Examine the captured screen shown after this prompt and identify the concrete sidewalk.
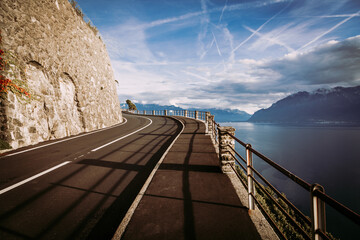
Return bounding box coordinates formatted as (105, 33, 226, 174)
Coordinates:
(121, 117, 262, 240)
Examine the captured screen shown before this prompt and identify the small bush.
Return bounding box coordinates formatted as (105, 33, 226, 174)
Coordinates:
(87, 20, 98, 35)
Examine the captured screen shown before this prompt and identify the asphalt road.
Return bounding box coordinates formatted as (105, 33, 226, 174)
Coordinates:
(0, 113, 182, 240)
(121, 117, 261, 240)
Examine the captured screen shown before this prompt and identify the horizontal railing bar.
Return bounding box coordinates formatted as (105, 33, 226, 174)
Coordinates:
(249, 165, 312, 225)
(224, 131, 247, 147)
(222, 129, 311, 192)
(234, 158, 247, 173)
(250, 192, 288, 240)
(227, 144, 247, 164)
(228, 148, 311, 239)
(228, 151, 247, 172)
(229, 163, 248, 190)
(130, 108, 360, 236)
(250, 175, 312, 240)
(316, 229, 331, 240)
(250, 148, 311, 192)
(313, 189, 360, 226)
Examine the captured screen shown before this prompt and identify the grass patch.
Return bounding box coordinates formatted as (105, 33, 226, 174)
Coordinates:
(235, 165, 338, 240)
(0, 139, 11, 150)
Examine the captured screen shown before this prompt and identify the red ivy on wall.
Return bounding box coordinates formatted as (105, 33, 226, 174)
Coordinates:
(0, 30, 31, 99)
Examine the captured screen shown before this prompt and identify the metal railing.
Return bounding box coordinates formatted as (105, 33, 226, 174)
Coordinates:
(125, 109, 208, 122)
(123, 108, 360, 240)
(222, 131, 360, 240)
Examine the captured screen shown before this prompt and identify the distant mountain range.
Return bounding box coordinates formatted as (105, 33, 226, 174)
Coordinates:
(249, 86, 360, 124)
(120, 103, 251, 122)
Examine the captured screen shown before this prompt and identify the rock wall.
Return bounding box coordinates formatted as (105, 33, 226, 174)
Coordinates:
(0, 0, 122, 149)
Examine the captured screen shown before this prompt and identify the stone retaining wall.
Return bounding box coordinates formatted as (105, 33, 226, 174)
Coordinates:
(0, 0, 122, 149)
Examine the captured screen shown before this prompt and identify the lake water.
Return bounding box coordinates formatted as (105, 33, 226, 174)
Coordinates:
(220, 122, 360, 239)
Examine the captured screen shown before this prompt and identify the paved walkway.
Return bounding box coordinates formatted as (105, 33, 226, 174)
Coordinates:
(122, 117, 261, 240)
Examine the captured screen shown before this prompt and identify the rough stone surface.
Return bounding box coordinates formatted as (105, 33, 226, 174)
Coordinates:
(219, 126, 236, 172)
(0, 0, 122, 149)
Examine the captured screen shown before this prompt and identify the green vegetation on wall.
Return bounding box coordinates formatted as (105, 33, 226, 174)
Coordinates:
(69, 0, 98, 35)
(0, 139, 11, 150)
(0, 30, 31, 101)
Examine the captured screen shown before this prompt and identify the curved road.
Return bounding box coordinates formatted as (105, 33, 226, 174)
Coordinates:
(0, 113, 182, 239)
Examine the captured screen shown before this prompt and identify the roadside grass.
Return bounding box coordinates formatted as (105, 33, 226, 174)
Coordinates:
(235, 165, 338, 240)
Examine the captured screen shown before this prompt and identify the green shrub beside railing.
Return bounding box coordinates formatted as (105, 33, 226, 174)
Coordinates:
(234, 165, 338, 240)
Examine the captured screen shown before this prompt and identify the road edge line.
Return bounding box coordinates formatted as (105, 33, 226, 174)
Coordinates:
(1, 118, 128, 158)
(112, 116, 185, 240)
(91, 117, 152, 152)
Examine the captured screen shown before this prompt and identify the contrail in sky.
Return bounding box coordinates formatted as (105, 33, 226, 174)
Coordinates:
(298, 10, 360, 51)
(212, 31, 222, 57)
(244, 25, 295, 52)
(232, 1, 291, 53)
(219, 0, 228, 23)
(143, 0, 287, 29)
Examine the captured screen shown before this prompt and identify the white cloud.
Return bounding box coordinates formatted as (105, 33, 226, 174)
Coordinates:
(99, 0, 359, 115)
(102, 19, 154, 62)
(263, 35, 360, 85)
(191, 36, 360, 113)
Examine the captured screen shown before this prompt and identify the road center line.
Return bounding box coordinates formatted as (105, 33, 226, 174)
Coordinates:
(0, 116, 152, 195)
(1, 118, 128, 158)
(0, 161, 71, 195)
(91, 117, 153, 152)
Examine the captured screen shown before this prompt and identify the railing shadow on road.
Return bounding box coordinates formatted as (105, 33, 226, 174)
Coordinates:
(127, 108, 360, 240)
(84, 116, 184, 240)
(0, 115, 183, 240)
(181, 119, 200, 240)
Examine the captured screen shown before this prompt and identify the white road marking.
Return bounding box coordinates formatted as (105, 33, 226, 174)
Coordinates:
(91, 117, 153, 152)
(1, 118, 128, 158)
(0, 161, 71, 195)
(0, 115, 152, 195)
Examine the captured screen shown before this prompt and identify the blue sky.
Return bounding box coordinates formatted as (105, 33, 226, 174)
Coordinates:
(76, 0, 360, 114)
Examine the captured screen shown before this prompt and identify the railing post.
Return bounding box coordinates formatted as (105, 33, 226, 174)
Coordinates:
(207, 115, 214, 136)
(152, 110, 155, 115)
(246, 144, 255, 211)
(205, 112, 210, 133)
(311, 184, 326, 240)
(218, 127, 236, 173)
(184, 110, 188, 118)
(195, 111, 199, 120)
(164, 110, 168, 116)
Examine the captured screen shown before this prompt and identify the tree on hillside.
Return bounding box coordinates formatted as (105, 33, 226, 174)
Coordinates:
(126, 99, 137, 110)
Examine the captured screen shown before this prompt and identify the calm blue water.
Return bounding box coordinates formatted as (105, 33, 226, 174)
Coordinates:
(220, 122, 360, 239)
